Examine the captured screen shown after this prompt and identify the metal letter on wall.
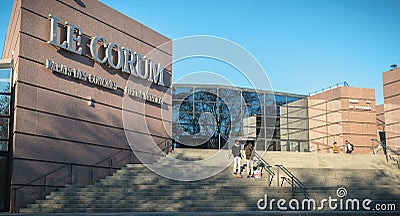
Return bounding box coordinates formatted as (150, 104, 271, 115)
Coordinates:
(106, 42, 123, 70)
(48, 14, 67, 49)
(90, 36, 108, 64)
(122, 47, 137, 76)
(65, 22, 83, 55)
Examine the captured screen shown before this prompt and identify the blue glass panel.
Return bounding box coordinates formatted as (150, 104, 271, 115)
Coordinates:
(219, 88, 241, 104)
(275, 95, 287, 106)
(0, 95, 10, 116)
(287, 96, 301, 103)
(0, 69, 11, 93)
(193, 90, 218, 102)
(173, 87, 193, 100)
(242, 91, 262, 105)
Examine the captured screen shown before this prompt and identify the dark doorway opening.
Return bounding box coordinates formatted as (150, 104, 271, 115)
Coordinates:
(0, 154, 9, 211)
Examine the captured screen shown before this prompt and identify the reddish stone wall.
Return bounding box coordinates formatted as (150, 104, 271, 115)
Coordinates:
(383, 68, 400, 149)
(308, 87, 377, 154)
(3, 0, 172, 211)
(376, 104, 385, 133)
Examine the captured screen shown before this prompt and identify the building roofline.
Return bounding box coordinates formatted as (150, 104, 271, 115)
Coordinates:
(172, 83, 308, 98)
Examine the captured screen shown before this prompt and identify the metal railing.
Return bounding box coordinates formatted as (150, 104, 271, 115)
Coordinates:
(308, 81, 349, 96)
(386, 145, 400, 169)
(227, 139, 276, 186)
(376, 119, 385, 131)
(12, 137, 172, 212)
(275, 164, 308, 199)
(371, 139, 400, 169)
(371, 138, 388, 162)
(370, 139, 381, 155)
(253, 152, 275, 186)
(12, 148, 128, 213)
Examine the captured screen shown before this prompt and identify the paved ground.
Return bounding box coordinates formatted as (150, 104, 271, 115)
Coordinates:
(2, 211, 400, 216)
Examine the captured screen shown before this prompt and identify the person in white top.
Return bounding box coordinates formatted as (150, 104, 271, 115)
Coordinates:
(231, 140, 242, 175)
(345, 140, 354, 154)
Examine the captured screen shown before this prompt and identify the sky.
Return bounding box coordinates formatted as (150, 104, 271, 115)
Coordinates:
(1, 0, 400, 104)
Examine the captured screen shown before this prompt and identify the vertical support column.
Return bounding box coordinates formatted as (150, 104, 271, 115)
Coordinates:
(371, 140, 375, 154)
(286, 96, 289, 151)
(325, 100, 328, 152)
(291, 176, 295, 199)
(276, 166, 280, 187)
(263, 93, 267, 151)
(69, 164, 73, 184)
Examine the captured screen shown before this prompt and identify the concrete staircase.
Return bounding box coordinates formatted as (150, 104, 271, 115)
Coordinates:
(19, 149, 400, 213)
(264, 151, 400, 208)
(19, 167, 294, 212)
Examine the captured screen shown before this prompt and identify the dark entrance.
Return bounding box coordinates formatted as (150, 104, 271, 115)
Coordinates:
(0, 154, 9, 211)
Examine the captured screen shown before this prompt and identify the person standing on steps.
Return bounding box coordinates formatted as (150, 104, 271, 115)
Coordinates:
(164, 139, 171, 156)
(345, 140, 354, 154)
(231, 139, 242, 175)
(245, 142, 255, 178)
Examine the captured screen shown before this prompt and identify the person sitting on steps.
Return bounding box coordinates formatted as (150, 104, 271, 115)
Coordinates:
(333, 141, 339, 153)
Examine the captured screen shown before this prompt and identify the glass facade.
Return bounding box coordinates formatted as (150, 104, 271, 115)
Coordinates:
(0, 66, 12, 212)
(0, 68, 11, 152)
(172, 84, 309, 151)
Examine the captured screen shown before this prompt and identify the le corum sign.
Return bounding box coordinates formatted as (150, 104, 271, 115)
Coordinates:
(45, 14, 164, 104)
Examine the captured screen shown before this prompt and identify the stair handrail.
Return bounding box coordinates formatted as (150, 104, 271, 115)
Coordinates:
(387, 145, 400, 155)
(371, 138, 390, 164)
(14, 137, 172, 190)
(12, 148, 126, 213)
(13, 147, 127, 192)
(12, 137, 172, 212)
(386, 146, 400, 166)
(382, 141, 400, 169)
(275, 164, 308, 199)
(253, 152, 275, 186)
(376, 118, 385, 129)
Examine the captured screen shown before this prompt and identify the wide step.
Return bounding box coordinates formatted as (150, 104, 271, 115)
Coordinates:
(19, 148, 400, 213)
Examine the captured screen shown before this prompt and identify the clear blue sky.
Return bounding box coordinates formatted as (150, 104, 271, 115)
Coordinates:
(1, 0, 400, 104)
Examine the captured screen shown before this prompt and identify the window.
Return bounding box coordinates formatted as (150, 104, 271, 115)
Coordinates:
(172, 87, 193, 100)
(171, 85, 309, 151)
(0, 69, 11, 93)
(0, 67, 11, 153)
(275, 95, 287, 106)
(219, 88, 241, 104)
